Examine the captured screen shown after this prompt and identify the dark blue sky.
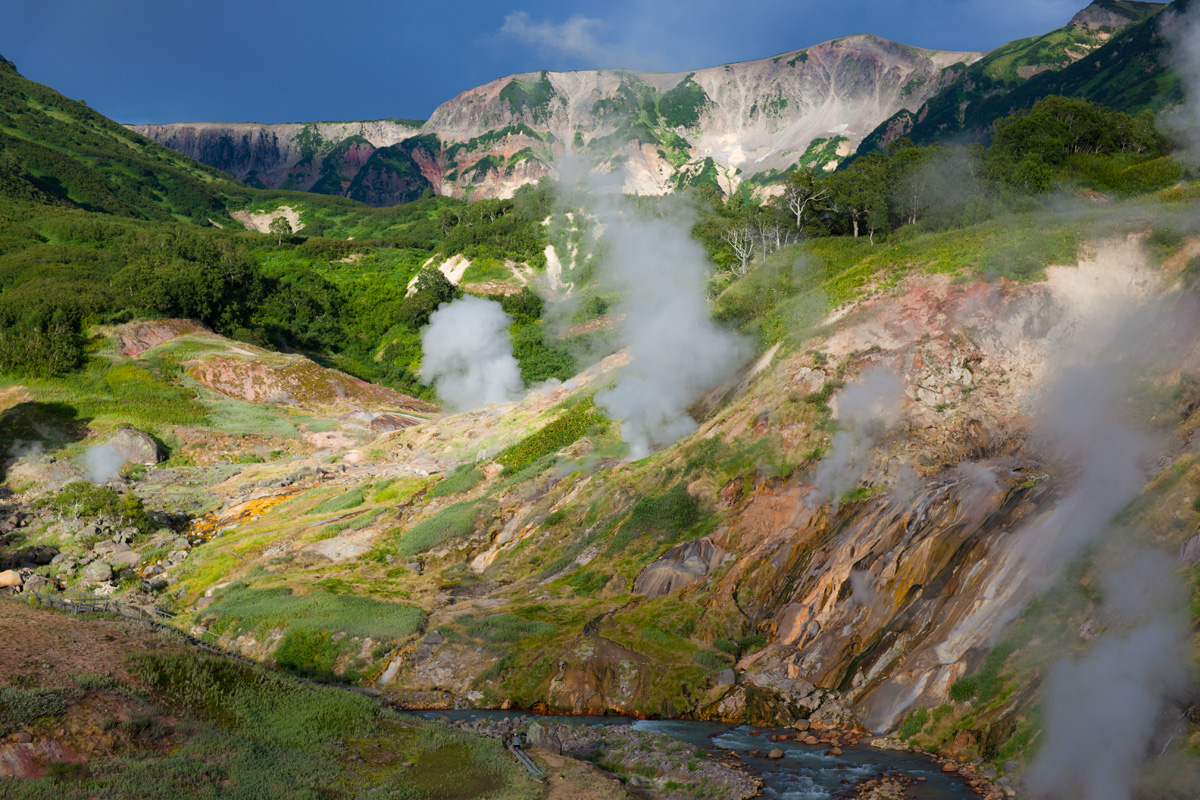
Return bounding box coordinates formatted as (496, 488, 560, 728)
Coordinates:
(1, 0, 1090, 125)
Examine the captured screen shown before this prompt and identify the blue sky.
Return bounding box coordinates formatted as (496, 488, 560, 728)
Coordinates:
(1, 0, 1089, 124)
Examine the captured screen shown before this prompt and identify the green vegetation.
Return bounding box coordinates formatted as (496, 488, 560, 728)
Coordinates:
(659, 75, 710, 129)
(495, 398, 607, 472)
(430, 464, 484, 497)
(39, 481, 152, 533)
(204, 583, 425, 641)
(394, 500, 490, 556)
(499, 72, 556, 121)
(309, 487, 366, 515)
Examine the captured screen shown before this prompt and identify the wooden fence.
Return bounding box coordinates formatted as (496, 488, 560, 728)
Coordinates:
(22, 589, 260, 661)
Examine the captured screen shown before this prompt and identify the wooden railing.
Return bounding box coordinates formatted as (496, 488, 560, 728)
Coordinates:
(21, 589, 261, 661)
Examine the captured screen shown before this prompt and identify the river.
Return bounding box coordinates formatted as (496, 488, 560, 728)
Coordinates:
(419, 711, 979, 799)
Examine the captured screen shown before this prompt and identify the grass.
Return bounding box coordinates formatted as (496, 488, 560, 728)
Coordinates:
(430, 464, 484, 497)
(495, 398, 607, 473)
(204, 583, 425, 641)
(320, 507, 388, 535)
(309, 487, 366, 515)
(394, 500, 490, 557)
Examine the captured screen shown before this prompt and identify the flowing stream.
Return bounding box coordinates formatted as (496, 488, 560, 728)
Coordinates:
(419, 711, 978, 799)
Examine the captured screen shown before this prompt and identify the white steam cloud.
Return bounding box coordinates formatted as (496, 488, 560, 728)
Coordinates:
(419, 296, 523, 412)
(590, 199, 749, 460)
(810, 368, 904, 506)
(1028, 549, 1189, 800)
(83, 443, 125, 484)
(1165, 1, 1200, 167)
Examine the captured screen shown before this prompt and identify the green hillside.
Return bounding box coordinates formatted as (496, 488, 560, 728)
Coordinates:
(859, 0, 1175, 152)
(0, 55, 247, 222)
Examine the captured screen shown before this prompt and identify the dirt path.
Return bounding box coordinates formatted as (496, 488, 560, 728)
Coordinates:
(537, 752, 630, 800)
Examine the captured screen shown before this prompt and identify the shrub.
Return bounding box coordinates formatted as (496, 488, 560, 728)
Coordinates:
(495, 399, 606, 472)
(899, 707, 930, 740)
(42, 481, 152, 532)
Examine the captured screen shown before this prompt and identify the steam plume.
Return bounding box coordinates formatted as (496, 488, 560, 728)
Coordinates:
(1028, 549, 1189, 800)
(1165, 0, 1200, 167)
(590, 198, 749, 460)
(83, 443, 125, 484)
(420, 296, 523, 412)
(810, 368, 904, 506)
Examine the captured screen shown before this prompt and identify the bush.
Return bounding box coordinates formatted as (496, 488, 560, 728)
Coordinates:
(899, 707, 930, 740)
(42, 481, 152, 532)
(495, 399, 606, 472)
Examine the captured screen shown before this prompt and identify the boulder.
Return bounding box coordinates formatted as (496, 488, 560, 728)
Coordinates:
(525, 720, 563, 754)
(110, 551, 142, 570)
(22, 574, 56, 594)
(716, 668, 737, 687)
(633, 537, 727, 598)
(767, 749, 784, 759)
(108, 427, 164, 465)
(0, 569, 22, 589)
(81, 561, 113, 582)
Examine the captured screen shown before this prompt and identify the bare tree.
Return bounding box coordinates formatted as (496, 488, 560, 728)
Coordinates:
(782, 167, 832, 230)
(721, 224, 755, 276)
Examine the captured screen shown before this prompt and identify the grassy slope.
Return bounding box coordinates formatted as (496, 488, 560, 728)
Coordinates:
(0, 601, 540, 800)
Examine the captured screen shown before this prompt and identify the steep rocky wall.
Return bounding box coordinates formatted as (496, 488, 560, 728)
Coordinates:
(130, 34, 980, 202)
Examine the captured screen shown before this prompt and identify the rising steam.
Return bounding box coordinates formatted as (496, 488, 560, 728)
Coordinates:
(809, 368, 904, 506)
(83, 443, 125, 484)
(1165, 0, 1200, 167)
(590, 198, 749, 460)
(1028, 549, 1189, 800)
(420, 296, 523, 412)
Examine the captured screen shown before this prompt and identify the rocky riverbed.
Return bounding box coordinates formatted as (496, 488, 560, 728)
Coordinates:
(452, 714, 761, 800)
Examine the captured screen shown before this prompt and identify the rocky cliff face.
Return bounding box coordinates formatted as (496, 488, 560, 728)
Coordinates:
(126, 120, 423, 194)
(130, 34, 980, 203)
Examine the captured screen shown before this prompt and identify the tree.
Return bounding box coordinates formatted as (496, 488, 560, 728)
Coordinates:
(721, 224, 756, 276)
(269, 215, 292, 246)
(781, 166, 832, 231)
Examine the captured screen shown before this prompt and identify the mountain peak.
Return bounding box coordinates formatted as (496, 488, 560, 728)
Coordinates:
(0, 54, 17, 75)
(1069, 0, 1166, 30)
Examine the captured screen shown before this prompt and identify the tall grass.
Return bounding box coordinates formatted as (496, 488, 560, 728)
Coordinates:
(205, 584, 424, 640)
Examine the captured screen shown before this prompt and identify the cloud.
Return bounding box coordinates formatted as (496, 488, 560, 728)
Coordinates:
(498, 10, 656, 69)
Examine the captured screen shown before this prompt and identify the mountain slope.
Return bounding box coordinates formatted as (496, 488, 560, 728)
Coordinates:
(0, 56, 244, 222)
(858, 0, 1174, 151)
(133, 34, 982, 202)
